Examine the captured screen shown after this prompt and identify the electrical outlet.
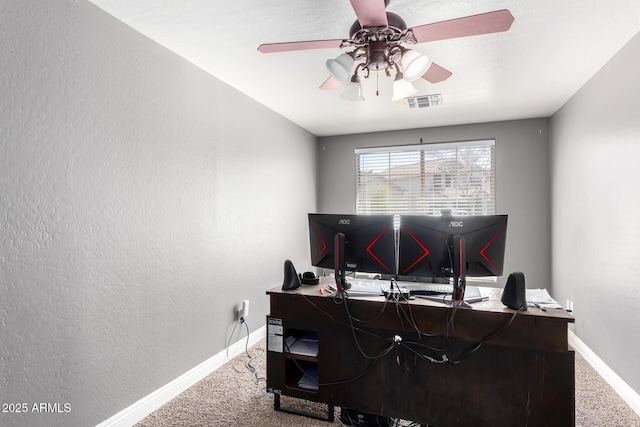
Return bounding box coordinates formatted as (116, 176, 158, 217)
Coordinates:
(236, 300, 250, 322)
(566, 299, 574, 313)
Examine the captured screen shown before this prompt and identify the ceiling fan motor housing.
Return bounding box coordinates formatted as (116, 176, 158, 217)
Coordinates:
(368, 41, 388, 71)
(349, 12, 410, 72)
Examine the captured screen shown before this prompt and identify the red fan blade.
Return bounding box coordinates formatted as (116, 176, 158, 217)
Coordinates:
(411, 9, 514, 44)
(349, 0, 388, 27)
(319, 76, 342, 90)
(258, 39, 343, 54)
(421, 63, 452, 84)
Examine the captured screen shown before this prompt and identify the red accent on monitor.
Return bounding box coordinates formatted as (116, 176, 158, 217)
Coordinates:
(313, 229, 327, 263)
(402, 229, 431, 273)
(479, 230, 502, 272)
(365, 228, 392, 272)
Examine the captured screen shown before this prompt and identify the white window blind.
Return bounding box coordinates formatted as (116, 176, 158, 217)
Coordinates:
(355, 140, 496, 216)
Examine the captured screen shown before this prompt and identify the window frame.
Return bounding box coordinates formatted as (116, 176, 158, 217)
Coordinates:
(354, 139, 496, 217)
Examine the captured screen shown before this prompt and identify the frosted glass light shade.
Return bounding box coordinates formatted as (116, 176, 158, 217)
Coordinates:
(401, 50, 432, 82)
(326, 53, 355, 85)
(340, 76, 365, 101)
(392, 78, 418, 101)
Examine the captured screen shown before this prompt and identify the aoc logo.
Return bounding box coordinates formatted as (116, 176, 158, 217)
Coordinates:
(338, 219, 351, 225)
(448, 221, 464, 228)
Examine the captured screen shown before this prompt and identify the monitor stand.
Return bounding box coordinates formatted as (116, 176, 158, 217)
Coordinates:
(334, 233, 350, 294)
(451, 234, 467, 305)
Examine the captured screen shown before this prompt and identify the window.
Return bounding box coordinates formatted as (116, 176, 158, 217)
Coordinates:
(355, 140, 495, 216)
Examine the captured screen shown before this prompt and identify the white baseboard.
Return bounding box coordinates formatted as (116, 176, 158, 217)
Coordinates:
(569, 329, 640, 416)
(96, 324, 266, 427)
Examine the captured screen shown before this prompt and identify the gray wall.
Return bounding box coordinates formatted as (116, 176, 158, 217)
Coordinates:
(550, 31, 640, 394)
(317, 119, 551, 289)
(0, 1, 316, 426)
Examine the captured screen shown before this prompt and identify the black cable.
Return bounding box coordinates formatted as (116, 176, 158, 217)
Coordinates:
(392, 293, 407, 332)
(296, 291, 390, 342)
(226, 317, 268, 398)
(388, 277, 457, 342)
(383, 279, 444, 341)
(342, 296, 398, 360)
(296, 286, 454, 366)
(397, 303, 522, 366)
(283, 334, 384, 387)
(343, 285, 450, 372)
(225, 320, 240, 362)
(346, 290, 391, 324)
(293, 282, 520, 380)
(399, 307, 523, 366)
(408, 295, 454, 338)
(388, 291, 455, 372)
(286, 290, 398, 388)
(399, 341, 450, 364)
(400, 335, 453, 354)
(447, 307, 523, 364)
(242, 320, 266, 383)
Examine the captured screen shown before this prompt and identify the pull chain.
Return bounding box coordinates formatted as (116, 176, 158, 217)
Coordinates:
(376, 70, 379, 96)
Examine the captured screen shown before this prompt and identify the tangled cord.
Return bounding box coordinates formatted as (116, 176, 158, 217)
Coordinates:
(226, 318, 267, 398)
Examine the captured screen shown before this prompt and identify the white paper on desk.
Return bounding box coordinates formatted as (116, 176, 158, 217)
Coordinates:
(526, 288, 562, 309)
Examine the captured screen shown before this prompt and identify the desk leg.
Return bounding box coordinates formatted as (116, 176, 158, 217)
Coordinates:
(273, 393, 335, 422)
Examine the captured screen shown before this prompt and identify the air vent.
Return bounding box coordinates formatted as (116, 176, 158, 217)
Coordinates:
(406, 94, 442, 109)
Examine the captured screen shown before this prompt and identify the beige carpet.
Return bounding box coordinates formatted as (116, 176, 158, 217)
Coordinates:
(136, 338, 640, 427)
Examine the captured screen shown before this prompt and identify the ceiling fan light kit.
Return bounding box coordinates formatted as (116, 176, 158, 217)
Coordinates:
(325, 52, 356, 85)
(258, 1, 514, 102)
(341, 74, 365, 102)
(392, 71, 418, 102)
(401, 50, 432, 82)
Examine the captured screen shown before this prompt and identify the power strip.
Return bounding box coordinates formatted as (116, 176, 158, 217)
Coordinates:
(383, 288, 410, 300)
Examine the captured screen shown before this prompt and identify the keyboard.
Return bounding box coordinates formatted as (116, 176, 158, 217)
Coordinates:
(408, 287, 453, 296)
(398, 281, 453, 295)
(344, 278, 454, 294)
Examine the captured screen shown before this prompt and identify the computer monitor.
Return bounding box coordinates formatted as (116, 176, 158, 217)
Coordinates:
(308, 214, 396, 291)
(398, 214, 508, 303)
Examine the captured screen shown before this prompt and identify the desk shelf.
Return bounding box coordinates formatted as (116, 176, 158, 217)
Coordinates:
(267, 320, 333, 421)
(282, 328, 320, 392)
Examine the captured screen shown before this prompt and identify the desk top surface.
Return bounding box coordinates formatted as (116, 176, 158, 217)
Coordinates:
(267, 278, 574, 322)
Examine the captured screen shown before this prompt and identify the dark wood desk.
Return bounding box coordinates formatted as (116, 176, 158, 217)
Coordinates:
(266, 281, 575, 426)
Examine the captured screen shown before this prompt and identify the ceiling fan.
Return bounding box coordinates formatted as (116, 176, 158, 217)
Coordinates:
(258, 0, 514, 101)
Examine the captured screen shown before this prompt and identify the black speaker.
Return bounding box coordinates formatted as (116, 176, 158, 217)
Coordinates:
(282, 260, 301, 290)
(501, 272, 527, 310)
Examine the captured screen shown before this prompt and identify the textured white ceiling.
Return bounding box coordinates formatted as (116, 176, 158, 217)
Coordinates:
(87, 0, 640, 137)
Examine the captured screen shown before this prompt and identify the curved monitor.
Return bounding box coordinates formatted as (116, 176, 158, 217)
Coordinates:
(308, 213, 396, 276)
(398, 214, 508, 279)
